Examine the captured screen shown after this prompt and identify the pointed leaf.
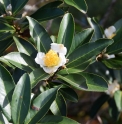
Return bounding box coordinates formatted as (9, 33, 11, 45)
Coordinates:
(67, 39, 113, 68)
(114, 90, 122, 111)
(57, 72, 108, 91)
(57, 13, 74, 54)
(114, 18, 122, 30)
(29, 68, 50, 88)
(68, 28, 94, 55)
(50, 93, 66, 116)
(0, 38, 13, 55)
(11, 74, 31, 124)
(27, 16, 52, 52)
(0, 64, 15, 120)
(87, 18, 103, 42)
(64, 0, 87, 14)
(60, 87, 78, 102)
(4, 52, 38, 72)
(10, 0, 28, 15)
(0, 23, 15, 32)
(24, 87, 59, 124)
(90, 94, 110, 118)
(102, 56, 122, 69)
(31, 1, 64, 22)
(14, 36, 37, 58)
(39, 115, 79, 124)
(0, 0, 10, 8)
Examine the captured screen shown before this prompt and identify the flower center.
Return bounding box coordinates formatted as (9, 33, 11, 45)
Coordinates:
(109, 33, 116, 39)
(44, 49, 60, 67)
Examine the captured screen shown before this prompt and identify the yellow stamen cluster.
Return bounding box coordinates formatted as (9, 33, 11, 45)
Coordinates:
(44, 49, 60, 67)
(109, 33, 116, 39)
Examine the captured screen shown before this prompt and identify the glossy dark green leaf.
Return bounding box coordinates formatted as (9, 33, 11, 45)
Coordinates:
(90, 94, 110, 118)
(50, 93, 66, 116)
(4, 52, 37, 72)
(0, 57, 15, 68)
(11, 74, 30, 124)
(29, 68, 50, 88)
(87, 18, 103, 42)
(60, 87, 78, 102)
(0, 32, 13, 40)
(68, 28, 94, 55)
(39, 115, 80, 124)
(57, 13, 74, 54)
(31, 1, 64, 22)
(0, 110, 9, 124)
(13, 36, 37, 58)
(106, 28, 122, 54)
(24, 87, 59, 124)
(0, 64, 15, 120)
(10, 0, 28, 15)
(57, 72, 108, 91)
(58, 60, 91, 75)
(114, 18, 122, 30)
(0, 38, 13, 55)
(114, 90, 122, 112)
(67, 39, 113, 68)
(108, 98, 120, 121)
(64, 0, 87, 14)
(27, 16, 52, 52)
(102, 56, 122, 69)
(0, 23, 15, 32)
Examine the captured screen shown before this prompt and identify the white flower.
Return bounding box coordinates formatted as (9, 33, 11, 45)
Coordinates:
(104, 26, 116, 39)
(35, 43, 67, 74)
(6, 4, 12, 11)
(105, 80, 120, 97)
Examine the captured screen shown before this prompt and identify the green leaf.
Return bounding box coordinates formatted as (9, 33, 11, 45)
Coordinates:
(0, 0, 10, 8)
(31, 1, 64, 22)
(57, 72, 108, 91)
(0, 110, 9, 124)
(13, 36, 37, 58)
(0, 38, 13, 55)
(102, 56, 122, 69)
(0, 32, 13, 41)
(0, 57, 15, 68)
(11, 74, 31, 124)
(24, 87, 59, 124)
(10, 0, 28, 15)
(0, 2, 6, 14)
(87, 18, 103, 42)
(114, 18, 122, 30)
(39, 115, 80, 124)
(0, 64, 15, 120)
(57, 13, 74, 54)
(108, 98, 120, 121)
(64, 0, 87, 14)
(68, 28, 94, 55)
(26, 16, 52, 52)
(0, 23, 15, 32)
(50, 93, 66, 116)
(60, 87, 78, 102)
(114, 90, 122, 112)
(106, 28, 122, 54)
(67, 39, 113, 68)
(4, 52, 38, 72)
(90, 94, 110, 118)
(29, 68, 50, 88)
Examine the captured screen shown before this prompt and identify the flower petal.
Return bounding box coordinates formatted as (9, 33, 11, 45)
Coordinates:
(35, 52, 45, 67)
(58, 53, 67, 66)
(104, 26, 116, 38)
(51, 43, 67, 55)
(43, 66, 58, 74)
